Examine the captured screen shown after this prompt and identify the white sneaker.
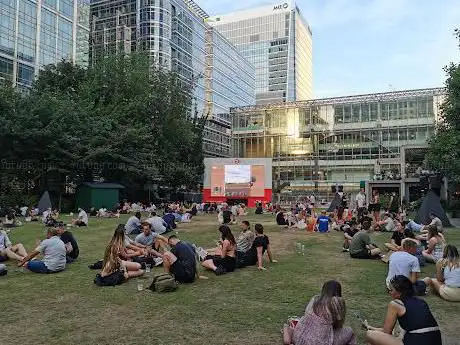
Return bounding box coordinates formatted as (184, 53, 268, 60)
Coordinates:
(196, 247, 208, 261)
(153, 257, 163, 267)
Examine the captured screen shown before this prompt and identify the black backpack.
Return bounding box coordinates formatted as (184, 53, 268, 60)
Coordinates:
(148, 273, 178, 292)
(94, 270, 125, 286)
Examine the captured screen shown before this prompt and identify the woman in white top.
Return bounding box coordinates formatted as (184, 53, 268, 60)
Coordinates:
(424, 245, 460, 302)
(422, 225, 445, 263)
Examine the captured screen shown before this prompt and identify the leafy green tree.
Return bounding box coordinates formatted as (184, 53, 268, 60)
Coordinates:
(0, 53, 205, 206)
(427, 29, 460, 182)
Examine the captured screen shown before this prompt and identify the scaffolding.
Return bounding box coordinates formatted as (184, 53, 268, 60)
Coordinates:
(232, 87, 446, 113)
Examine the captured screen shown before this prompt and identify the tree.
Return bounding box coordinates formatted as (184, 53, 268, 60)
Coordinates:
(0, 53, 205, 206)
(427, 29, 460, 182)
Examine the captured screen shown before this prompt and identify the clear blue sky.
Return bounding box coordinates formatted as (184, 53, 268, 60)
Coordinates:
(199, 0, 460, 98)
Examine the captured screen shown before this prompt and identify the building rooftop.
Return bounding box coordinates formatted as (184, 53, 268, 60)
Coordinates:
(206, 1, 295, 25)
(231, 87, 446, 112)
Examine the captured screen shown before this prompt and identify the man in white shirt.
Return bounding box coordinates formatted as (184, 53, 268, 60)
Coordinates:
(18, 227, 66, 273)
(386, 240, 421, 290)
(125, 212, 142, 235)
(146, 212, 168, 234)
(355, 188, 366, 221)
(73, 208, 88, 227)
(231, 204, 239, 217)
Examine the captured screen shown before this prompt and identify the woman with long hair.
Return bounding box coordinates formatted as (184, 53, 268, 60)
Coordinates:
(422, 225, 445, 263)
(366, 275, 441, 345)
(101, 226, 144, 280)
(283, 280, 356, 345)
(201, 225, 236, 275)
(424, 244, 460, 301)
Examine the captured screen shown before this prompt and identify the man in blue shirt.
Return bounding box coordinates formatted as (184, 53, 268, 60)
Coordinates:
(124, 212, 142, 235)
(317, 210, 330, 233)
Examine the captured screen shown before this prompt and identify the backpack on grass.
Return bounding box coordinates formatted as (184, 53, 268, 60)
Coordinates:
(149, 273, 178, 292)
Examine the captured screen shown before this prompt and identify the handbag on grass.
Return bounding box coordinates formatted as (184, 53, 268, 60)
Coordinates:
(149, 273, 178, 292)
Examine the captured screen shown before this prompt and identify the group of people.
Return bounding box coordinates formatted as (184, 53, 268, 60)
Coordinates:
(283, 277, 443, 345)
(96, 219, 277, 285)
(0, 221, 79, 275)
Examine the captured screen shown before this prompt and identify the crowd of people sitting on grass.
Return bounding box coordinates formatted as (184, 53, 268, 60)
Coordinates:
(1, 196, 458, 345)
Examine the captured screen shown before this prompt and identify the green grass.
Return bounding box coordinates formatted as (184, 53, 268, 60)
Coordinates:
(1, 214, 459, 345)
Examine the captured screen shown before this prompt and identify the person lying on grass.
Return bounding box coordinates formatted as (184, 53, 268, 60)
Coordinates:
(18, 227, 66, 274)
(100, 226, 144, 281)
(242, 223, 277, 270)
(201, 225, 237, 275)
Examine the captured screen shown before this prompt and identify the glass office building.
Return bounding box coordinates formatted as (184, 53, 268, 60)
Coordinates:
(89, 0, 255, 157)
(207, 1, 313, 104)
(231, 88, 445, 192)
(0, 0, 90, 88)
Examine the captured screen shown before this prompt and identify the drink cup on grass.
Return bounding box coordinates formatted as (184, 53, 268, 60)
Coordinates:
(145, 264, 151, 273)
(137, 279, 144, 291)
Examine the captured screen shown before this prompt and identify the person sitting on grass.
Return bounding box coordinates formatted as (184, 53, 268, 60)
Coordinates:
(201, 225, 237, 275)
(427, 212, 443, 233)
(384, 221, 405, 252)
(349, 220, 381, 259)
(55, 222, 79, 263)
(135, 222, 168, 252)
(243, 223, 277, 270)
(316, 210, 330, 233)
(386, 240, 426, 295)
(18, 227, 66, 273)
(0, 228, 28, 262)
(146, 212, 168, 235)
(236, 220, 255, 268)
(342, 223, 358, 252)
(125, 212, 142, 235)
(422, 225, 445, 263)
(283, 280, 356, 345)
(276, 208, 289, 226)
(72, 208, 88, 227)
(162, 235, 198, 284)
(401, 229, 425, 267)
(98, 227, 144, 284)
(365, 275, 442, 345)
(424, 245, 460, 302)
(375, 213, 395, 232)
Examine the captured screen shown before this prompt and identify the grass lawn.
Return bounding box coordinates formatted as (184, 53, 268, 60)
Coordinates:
(1, 213, 459, 345)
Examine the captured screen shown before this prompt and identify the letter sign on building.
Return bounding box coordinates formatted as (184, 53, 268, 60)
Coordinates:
(273, 3, 289, 10)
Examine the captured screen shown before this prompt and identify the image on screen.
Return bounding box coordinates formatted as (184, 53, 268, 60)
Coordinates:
(224, 165, 251, 184)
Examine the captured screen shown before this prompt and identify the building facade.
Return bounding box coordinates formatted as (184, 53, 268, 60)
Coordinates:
(231, 88, 445, 195)
(0, 0, 90, 89)
(207, 1, 312, 104)
(89, 0, 255, 157)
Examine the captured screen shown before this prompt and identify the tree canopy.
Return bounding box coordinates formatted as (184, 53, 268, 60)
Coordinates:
(427, 29, 460, 183)
(0, 53, 205, 205)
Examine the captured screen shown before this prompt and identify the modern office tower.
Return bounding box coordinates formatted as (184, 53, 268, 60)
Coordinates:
(0, 0, 90, 89)
(207, 1, 313, 104)
(231, 88, 445, 200)
(89, 0, 255, 158)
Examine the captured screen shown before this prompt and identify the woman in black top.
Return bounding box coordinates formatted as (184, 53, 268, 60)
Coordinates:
(365, 275, 442, 345)
(245, 224, 277, 270)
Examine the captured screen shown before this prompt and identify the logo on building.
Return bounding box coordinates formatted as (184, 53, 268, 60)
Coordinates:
(233, 159, 240, 165)
(273, 3, 289, 10)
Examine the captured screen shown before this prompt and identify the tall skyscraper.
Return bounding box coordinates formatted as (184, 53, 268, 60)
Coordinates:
(207, 1, 313, 104)
(0, 0, 90, 89)
(89, 0, 255, 157)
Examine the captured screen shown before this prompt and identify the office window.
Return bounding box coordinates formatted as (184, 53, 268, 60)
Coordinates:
(17, 63, 34, 85)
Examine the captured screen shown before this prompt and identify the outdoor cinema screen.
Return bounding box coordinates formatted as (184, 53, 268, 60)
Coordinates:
(210, 164, 265, 198)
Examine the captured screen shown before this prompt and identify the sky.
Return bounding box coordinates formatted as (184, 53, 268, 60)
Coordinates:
(199, 0, 460, 98)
